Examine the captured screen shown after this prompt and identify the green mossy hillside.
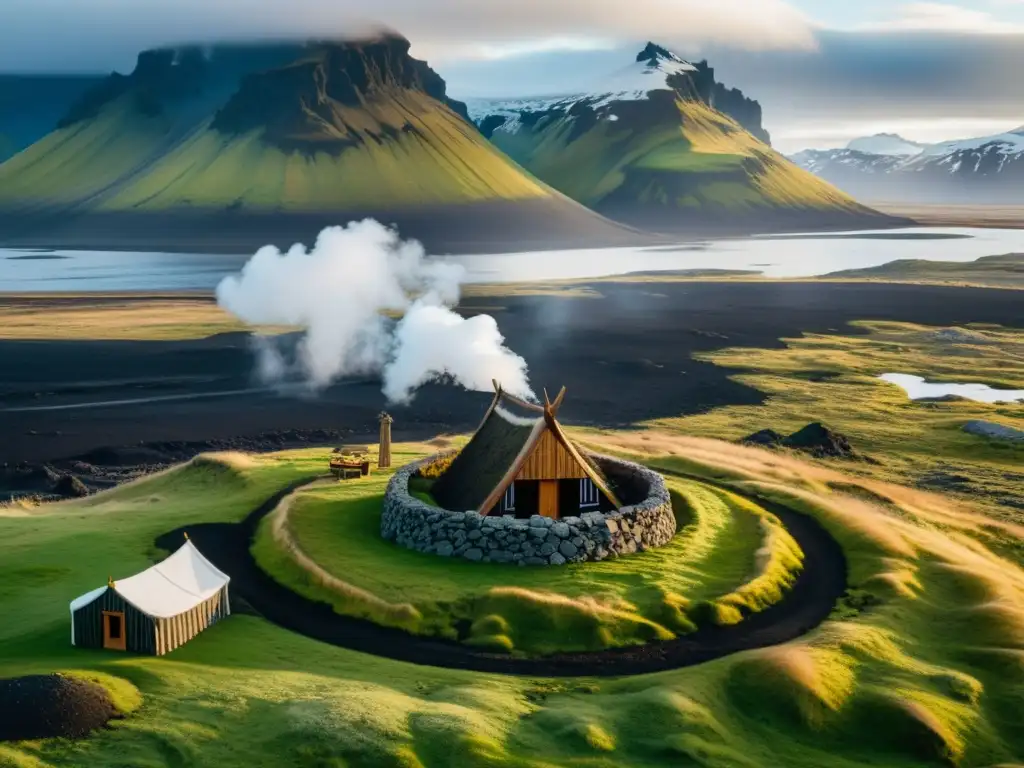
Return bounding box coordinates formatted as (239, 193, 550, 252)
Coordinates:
(485, 96, 878, 228)
(251, 467, 803, 655)
(0, 38, 552, 215)
(1, 436, 1024, 766)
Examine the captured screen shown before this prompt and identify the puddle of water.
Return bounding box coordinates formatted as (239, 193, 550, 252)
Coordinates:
(880, 373, 1024, 404)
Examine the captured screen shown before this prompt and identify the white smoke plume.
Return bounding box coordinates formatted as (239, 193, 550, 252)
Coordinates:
(215, 219, 534, 403)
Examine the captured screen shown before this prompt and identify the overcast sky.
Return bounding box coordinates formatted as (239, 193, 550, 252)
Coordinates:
(2, 0, 1023, 152)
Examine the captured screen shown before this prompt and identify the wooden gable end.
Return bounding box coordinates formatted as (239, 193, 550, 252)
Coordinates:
(516, 428, 589, 481)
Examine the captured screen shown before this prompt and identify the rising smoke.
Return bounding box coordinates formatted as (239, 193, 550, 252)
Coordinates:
(215, 219, 534, 403)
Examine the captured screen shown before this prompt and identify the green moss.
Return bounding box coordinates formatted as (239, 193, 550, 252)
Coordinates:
(3, 436, 1024, 767)
(250, 472, 799, 654)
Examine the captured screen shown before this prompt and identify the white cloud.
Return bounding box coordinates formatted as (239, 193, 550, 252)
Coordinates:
(0, 0, 817, 72)
(861, 2, 1024, 34)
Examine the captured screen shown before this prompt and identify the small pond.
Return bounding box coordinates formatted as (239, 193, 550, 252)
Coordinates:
(880, 374, 1024, 404)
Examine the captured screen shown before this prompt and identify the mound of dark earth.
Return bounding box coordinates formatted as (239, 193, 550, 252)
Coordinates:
(0, 462, 91, 502)
(0, 675, 117, 741)
(742, 422, 856, 458)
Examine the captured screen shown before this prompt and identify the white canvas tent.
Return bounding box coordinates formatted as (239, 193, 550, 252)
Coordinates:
(69, 539, 231, 655)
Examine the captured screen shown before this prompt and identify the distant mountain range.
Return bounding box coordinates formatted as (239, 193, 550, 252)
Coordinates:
(466, 43, 888, 234)
(791, 128, 1024, 205)
(0, 36, 895, 253)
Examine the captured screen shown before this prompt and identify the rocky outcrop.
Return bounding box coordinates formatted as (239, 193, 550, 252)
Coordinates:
(963, 420, 1024, 443)
(212, 35, 470, 153)
(742, 422, 856, 458)
(381, 454, 675, 565)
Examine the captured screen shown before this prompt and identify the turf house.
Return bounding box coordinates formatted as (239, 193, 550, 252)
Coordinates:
(431, 383, 622, 519)
(69, 537, 231, 655)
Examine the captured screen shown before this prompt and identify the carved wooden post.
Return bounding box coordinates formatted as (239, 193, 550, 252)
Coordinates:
(378, 412, 393, 468)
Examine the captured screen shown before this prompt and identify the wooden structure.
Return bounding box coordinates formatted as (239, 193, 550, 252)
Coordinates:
(69, 538, 230, 656)
(431, 382, 621, 519)
(378, 412, 393, 468)
(330, 446, 371, 479)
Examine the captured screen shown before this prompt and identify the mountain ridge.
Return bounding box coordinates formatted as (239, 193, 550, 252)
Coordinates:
(468, 43, 889, 234)
(792, 126, 1024, 204)
(0, 34, 644, 253)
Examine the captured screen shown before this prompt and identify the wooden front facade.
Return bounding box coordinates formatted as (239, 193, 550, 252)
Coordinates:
(517, 430, 589, 481)
(72, 589, 158, 655)
(490, 477, 616, 519)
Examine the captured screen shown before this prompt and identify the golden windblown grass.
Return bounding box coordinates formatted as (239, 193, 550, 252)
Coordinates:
(2, 438, 1024, 765)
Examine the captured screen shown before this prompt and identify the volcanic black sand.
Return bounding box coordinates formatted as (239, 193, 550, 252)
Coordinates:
(0, 674, 117, 741)
(2, 282, 1023, 474)
(156, 472, 847, 677)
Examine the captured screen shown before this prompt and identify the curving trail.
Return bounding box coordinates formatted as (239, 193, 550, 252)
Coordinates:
(156, 476, 847, 677)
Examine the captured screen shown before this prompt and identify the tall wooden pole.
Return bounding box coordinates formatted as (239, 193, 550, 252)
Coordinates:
(378, 412, 393, 468)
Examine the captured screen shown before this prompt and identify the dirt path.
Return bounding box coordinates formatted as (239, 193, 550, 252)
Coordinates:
(156, 476, 847, 677)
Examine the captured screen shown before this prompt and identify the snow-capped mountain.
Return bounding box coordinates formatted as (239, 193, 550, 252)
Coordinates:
(467, 43, 771, 145)
(465, 44, 697, 122)
(846, 133, 926, 157)
(462, 43, 889, 235)
(791, 127, 1024, 204)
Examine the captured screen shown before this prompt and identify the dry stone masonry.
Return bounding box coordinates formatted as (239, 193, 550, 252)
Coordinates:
(381, 453, 675, 565)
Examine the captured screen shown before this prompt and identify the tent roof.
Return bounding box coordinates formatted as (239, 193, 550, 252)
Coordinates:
(430, 385, 620, 513)
(69, 586, 107, 613)
(69, 540, 230, 619)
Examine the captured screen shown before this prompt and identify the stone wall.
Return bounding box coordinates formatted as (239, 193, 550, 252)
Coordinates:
(380, 454, 675, 565)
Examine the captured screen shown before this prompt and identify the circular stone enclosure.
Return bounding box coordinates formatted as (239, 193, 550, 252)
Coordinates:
(381, 453, 674, 565)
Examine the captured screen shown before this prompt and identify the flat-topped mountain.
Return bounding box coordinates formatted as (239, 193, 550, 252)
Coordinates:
(0, 35, 640, 253)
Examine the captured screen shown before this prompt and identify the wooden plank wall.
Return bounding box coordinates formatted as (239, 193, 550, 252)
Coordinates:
(517, 430, 588, 481)
(72, 589, 156, 654)
(154, 587, 230, 656)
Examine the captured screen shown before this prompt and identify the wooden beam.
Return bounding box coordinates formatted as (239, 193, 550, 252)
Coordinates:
(551, 386, 567, 414)
(499, 391, 546, 414)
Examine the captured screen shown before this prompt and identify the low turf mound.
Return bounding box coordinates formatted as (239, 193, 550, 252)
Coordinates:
(0, 35, 637, 253)
(251, 449, 804, 654)
(471, 43, 893, 235)
(0, 674, 117, 741)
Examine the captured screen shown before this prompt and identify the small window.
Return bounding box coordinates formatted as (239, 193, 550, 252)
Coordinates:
(502, 482, 516, 512)
(580, 478, 600, 509)
(108, 614, 122, 639)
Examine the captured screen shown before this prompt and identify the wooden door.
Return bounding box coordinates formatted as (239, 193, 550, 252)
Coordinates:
(103, 610, 127, 651)
(539, 480, 559, 519)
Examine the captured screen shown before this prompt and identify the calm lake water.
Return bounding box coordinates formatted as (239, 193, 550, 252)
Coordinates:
(2, 227, 1023, 292)
(880, 374, 1024, 404)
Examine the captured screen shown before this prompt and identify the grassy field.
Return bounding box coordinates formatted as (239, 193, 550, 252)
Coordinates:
(250, 465, 802, 654)
(0, 286, 597, 341)
(826, 254, 1024, 289)
(589, 321, 1024, 531)
(2, 437, 1023, 766)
